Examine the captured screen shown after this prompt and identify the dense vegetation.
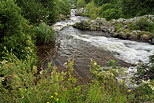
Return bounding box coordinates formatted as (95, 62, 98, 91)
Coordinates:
(0, 0, 154, 103)
(76, 0, 154, 20)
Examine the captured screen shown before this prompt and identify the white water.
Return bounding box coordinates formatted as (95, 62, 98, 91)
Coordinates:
(59, 26, 154, 64)
(53, 9, 89, 31)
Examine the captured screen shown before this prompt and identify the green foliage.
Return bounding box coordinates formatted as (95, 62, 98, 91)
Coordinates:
(57, 0, 71, 16)
(16, 0, 50, 24)
(128, 18, 154, 33)
(94, 0, 114, 6)
(84, 1, 99, 19)
(0, 0, 36, 60)
(121, 0, 154, 18)
(73, 21, 90, 30)
(41, 0, 60, 23)
(0, 34, 36, 60)
(80, 0, 154, 20)
(135, 55, 154, 82)
(77, 0, 86, 8)
(99, 3, 113, 12)
(0, 0, 25, 37)
(100, 6, 122, 20)
(134, 84, 154, 102)
(32, 22, 55, 45)
(0, 54, 153, 103)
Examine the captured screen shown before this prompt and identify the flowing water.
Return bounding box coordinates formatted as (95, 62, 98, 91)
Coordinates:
(52, 9, 154, 84)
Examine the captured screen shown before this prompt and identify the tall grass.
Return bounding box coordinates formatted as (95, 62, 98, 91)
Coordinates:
(1, 54, 146, 103)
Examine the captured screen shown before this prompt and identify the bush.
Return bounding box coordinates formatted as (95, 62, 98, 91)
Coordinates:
(57, 0, 71, 16)
(77, 0, 86, 8)
(0, 0, 26, 37)
(128, 18, 154, 33)
(33, 22, 55, 45)
(94, 0, 114, 6)
(100, 8, 122, 20)
(121, 0, 154, 18)
(16, 0, 50, 24)
(0, 34, 36, 60)
(73, 21, 90, 30)
(134, 55, 154, 82)
(41, 0, 60, 23)
(99, 3, 113, 12)
(0, 0, 36, 60)
(84, 1, 99, 19)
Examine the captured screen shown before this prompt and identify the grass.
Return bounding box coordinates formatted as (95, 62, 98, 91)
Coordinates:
(0, 54, 153, 103)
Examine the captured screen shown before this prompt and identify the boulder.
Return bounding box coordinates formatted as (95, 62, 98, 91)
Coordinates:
(151, 38, 154, 44)
(140, 34, 151, 42)
(129, 33, 139, 40)
(75, 8, 85, 16)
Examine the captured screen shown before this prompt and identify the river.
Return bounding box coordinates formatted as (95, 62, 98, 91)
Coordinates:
(52, 9, 154, 80)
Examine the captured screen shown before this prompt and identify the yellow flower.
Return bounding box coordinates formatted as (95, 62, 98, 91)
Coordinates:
(51, 96, 54, 98)
(56, 98, 59, 101)
(126, 85, 128, 87)
(55, 92, 58, 96)
(47, 102, 50, 103)
(56, 75, 58, 78)
(128, 90, 131, 92)
(94, 62, 97, 66)
(119, 79, 123, 82)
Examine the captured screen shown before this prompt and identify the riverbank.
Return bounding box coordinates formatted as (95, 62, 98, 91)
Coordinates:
(73, 12, 154, 44)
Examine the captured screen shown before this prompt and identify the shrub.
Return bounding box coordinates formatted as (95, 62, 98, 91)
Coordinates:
(0, 0, 25, 37)
(134, 55, 154, 82)
(33, 22, 55, 45)
(100, 8, 121, 20)
(128, 18, 154, 33)
(94, 0, 113, 6)
(84, 1, 99, 19)
(121, 0, 154, 18)
(41, 0, 60, 23)
(57, 0, 71, 16)
(0, 34, 36, 60)
(0, 0, 36, 60)
(16, 0, 50, 24)
(73, 21, 90, 30)
(77, 0, 86, 8)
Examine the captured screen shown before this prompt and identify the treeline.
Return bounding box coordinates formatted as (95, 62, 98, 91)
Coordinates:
(76, 0, 154, 20)
(0, 0, 71, 61)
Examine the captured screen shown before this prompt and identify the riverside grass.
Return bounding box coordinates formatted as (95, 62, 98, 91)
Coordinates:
(0, 54, 153, 103)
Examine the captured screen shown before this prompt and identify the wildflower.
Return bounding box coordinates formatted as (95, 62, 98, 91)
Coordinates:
(55, 92, 58, 96)
(56, 75, 58, 78)
(56, 98, 59, 101)
(126, 85, 128, 87)
(128, 90, 131, 92)
(51, 96, 54, 98)
(47, 102, 50, 103)
(94, 62, 97, 66)
(119, 79, 123, 82)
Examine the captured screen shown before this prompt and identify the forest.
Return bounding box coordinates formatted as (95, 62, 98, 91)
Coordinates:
(0, 0, 154, 103)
